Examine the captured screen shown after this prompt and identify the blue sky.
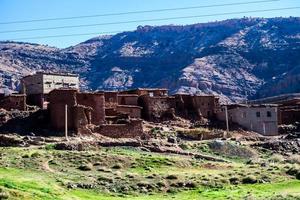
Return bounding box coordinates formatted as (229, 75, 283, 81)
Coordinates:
(0, 0, 299, 48)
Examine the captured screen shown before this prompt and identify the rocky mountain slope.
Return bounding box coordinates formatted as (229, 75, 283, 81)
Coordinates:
(0, 17, 299, 102)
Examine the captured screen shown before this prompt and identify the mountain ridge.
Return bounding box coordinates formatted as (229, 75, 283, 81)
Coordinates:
(0, 17, 299, 102)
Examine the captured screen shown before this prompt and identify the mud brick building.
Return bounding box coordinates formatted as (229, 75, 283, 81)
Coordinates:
(49, 89, 105, 133)
(121, 88, 168, 97)
(139, 95, 176, 121)
(217, 104, 278, 136)
(0, 94, 27, 111)
(115, 105, 141, 118)
(104, 91, 142, 119)
(118, 94, 139, 106)
(173, 94, 220, 120)
(250, 93, 300, 125)
(49, 89, 144, 137)
(21, 72, 79, 108)
(104, 91, 118, 108)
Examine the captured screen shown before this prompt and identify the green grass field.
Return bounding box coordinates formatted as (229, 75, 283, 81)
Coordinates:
(0, 145, 299, 200)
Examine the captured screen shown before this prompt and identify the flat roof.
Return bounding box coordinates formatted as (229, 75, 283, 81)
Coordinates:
(117, 105, 142, 109)
(117, 94, 139, 97)
(23, 71, 79, 79)
(222, 103, 278, 108)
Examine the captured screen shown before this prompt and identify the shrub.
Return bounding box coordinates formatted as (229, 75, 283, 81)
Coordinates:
(78, 163, 93, 171)
(287, 155, 300, 164)
(269, 154, 284, 163)
(229, 177, 239, 185)
(296, 172, 300, 180)
(242, 176, 257, 184)
(166, 174, 178, 180)
(112, 163, 123, 169)
(286, 167, 299, 176)
(0, 188, 9, 200)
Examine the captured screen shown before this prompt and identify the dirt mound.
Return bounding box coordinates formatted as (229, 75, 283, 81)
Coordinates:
(208, 140, 258, 159)
(0, 134, 27, 147)
(253, 139, 300, 154)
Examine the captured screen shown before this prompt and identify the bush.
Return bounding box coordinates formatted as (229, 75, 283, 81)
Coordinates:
(229, 177, 239, 185)
(0, 188, 9, 200)
(242, 176, 257, 184)
(269, 154, 284, 163)
(78, 163, 93, 171)
(296, 172, 300, 180)
(166, 174, 178, 180)
(286, 167, 299, 176)
(287, 155, 300, 164)
(112, 163, 123, 169)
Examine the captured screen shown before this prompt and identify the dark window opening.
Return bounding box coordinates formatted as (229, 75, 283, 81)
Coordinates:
(256, 112, 261, 117)
(267, 111, 272, 117)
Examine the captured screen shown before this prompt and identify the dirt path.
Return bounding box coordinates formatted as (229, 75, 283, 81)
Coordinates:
(42, 155, 55, 173)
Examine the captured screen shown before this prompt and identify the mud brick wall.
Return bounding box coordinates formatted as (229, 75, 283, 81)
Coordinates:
(174, 94, 219, 120)
(93, 119, 143, 138)
(0, 95, 27, 111)
(279, 109, 300, 125)
(116, 105, 141, 118)
(48, 89, 77, 131)
(104, 91, 118, 108)
(76, 93, 105, 125)
(117, 95, 139, 106)
(139, 96, 175, 121)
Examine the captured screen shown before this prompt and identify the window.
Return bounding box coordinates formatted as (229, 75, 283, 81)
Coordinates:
(242, 112, 246, 118)
(256, 112, 261, 117)
(267, 111, 272, 117)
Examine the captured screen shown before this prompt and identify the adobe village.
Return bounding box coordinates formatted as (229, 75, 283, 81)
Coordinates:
(0, 72, 300, 200)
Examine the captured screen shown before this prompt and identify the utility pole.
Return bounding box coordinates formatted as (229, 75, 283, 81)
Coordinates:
(225, 105, 229, 133)
(65, 104, 68, 141)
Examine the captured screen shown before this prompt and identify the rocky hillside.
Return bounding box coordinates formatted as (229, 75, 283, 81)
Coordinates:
(0, 17, 299, 102)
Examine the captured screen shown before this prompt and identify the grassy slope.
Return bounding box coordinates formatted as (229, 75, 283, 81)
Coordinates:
(0, 146, 299, 200)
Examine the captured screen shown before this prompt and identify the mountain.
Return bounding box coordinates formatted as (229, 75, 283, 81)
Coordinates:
(0, 17, 299, 102)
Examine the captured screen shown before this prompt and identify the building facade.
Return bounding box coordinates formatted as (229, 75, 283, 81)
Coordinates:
(21, 72, 79, 108)
(217, 104, 278, 136)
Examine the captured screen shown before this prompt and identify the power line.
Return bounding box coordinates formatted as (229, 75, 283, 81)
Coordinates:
(1, 7, 298, 34)
(7, 31, 122, 40)
(0, 0, 279, 25)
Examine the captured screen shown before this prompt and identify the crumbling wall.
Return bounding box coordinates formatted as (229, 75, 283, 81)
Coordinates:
(116, 105, 141, 118)
(174, 94, 219, 120)
(76, 92, 105, 125)
(139, 96, 175, 121)
(93, 119, 143, 138)
(0, 95, 27, 111)
(104, 91, 118, 108)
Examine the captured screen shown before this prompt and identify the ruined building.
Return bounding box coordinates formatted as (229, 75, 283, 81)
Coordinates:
(0, 94, 27, 111)
(173, 94, 220, 120)
(49, 89, 143, 138)
(21, 72, 79, 108)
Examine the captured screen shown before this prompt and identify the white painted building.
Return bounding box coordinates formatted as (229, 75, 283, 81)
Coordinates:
(217, 104, 278, 136)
